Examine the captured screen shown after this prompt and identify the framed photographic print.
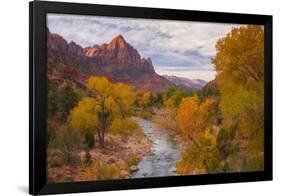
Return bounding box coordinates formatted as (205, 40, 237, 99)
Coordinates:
(29, 1, 273, 195)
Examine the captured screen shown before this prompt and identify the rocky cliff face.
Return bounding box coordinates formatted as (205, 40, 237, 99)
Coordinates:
(47, 29, 170, 92)
(84, 35, 155, 74)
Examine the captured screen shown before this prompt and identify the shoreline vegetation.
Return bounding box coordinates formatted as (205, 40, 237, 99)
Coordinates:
(47, 25, 264, 182)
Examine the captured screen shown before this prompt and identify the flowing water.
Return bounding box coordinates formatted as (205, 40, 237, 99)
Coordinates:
(130, 118, 181, 178)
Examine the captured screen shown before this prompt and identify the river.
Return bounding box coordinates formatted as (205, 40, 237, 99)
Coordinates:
(130, 118, 181, 178)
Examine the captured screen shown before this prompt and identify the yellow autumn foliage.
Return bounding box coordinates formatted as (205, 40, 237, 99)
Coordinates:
(109, 117, 143, 135)
(69, 77, 137, 147)
(176, 96, 216, 145)
(134, 90, 151, 108)
(85, 161, 121, 180)
(212, 25, 264, 171)
(176, 128, 219, 175)
(69, 97, 99, 135)
(213, 25, 264, 84)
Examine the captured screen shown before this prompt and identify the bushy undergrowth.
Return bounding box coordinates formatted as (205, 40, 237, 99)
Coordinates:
(85, 161, 121, 180)
(109, 117, 143, 136)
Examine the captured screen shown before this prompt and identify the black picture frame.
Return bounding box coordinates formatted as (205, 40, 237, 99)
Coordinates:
(29, 1, 273, 195)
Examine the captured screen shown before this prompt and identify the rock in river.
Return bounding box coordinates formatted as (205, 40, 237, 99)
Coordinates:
(130, 165, 139, 172)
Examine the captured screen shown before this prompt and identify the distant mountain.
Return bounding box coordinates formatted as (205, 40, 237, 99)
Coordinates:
(47, 28, 171, 92)
(163, 75, 207, 90)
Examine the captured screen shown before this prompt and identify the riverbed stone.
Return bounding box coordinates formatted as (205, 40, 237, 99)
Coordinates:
(142, 172, 148, 176)
(130, 165, 139, 171)
(120, 170, 129, 177)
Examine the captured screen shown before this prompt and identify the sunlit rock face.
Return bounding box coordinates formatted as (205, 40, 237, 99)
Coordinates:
(47, 30, 171, 92)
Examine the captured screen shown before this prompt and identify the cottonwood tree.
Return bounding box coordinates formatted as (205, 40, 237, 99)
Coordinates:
(213, 25, 264, 83)
(176, 96, 218, 174)
(69, 97, 99, 148)
(212, 25, 264, 171)
(69, 77, 135, 148)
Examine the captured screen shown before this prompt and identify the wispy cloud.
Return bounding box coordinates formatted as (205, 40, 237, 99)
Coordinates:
(47, 14, 243, 81)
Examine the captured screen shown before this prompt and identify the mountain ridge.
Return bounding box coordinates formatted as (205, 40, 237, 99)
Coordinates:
(163, 75, 207, 90)
(47, 29, 171, 92)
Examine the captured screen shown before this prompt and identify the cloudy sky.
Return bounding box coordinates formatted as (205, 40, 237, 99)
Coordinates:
(47, 14, 243, 81)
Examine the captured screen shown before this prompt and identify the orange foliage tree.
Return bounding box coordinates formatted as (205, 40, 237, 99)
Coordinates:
(176, 96, 219, 174)
(176, 96, 216, 146)
(69, 77, 136, 148)
(212, 25, 264, 171)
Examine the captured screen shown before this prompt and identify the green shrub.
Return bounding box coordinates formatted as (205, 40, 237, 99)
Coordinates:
(52, 123, 82, 165)
(242, 153, 264, 172)
(47, 83, 81, 120)
(48, 155, 64, 168)
(83, 131, 95, 148)
(84, 149, 92, 166)
(217, 128, 230, 149)
(47, 126, 56, 146)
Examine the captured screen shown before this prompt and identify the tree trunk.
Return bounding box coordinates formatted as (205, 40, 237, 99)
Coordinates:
(97, 127, 103, 148)
(97, 108, 107, 148)
(203, 159, 209, 173)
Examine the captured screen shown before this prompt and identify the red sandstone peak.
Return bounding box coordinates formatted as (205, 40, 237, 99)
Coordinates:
(47, 30, 172, 91)
(69, 41, 83, 56)
(47, 30, 68, 52)
(108, 34, 127, 49)
(83, 34, 142, 67)
(112, 34, 126, 43)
